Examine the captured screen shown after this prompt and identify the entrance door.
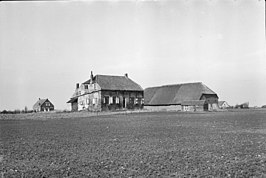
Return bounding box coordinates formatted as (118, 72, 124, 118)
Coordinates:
(204, 103, 208, 111)
(123, 97, 126, 108)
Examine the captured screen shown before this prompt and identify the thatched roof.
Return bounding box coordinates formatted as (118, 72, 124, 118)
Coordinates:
(83, 75, 143, 91)
(144, 82, 218, 106)
(181, 100, 206, 106)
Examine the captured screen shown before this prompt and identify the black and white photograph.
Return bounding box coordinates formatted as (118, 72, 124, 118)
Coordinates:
(0, 0, 265, 177)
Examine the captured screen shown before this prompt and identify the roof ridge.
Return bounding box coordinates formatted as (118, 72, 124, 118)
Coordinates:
(96, 74, 126, 77)
(146, 82, 203, 89)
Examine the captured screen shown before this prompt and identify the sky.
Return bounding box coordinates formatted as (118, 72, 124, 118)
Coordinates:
(0, 0, 265, 110)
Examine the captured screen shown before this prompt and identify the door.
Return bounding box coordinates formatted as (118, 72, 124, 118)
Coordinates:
(204, 103, 208, 111)
(123, 97, 126, 108)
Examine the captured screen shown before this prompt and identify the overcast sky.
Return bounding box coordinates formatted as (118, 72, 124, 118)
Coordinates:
(0, 0, 265, 110)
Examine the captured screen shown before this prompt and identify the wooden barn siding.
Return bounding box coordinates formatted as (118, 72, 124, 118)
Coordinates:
(182, 105, 204, 112)
(200, 94, 218, 104)
(144, 105, 182, 111)
(200, 94, 219, 111)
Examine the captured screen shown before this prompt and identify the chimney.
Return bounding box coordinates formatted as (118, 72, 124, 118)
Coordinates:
(90, 71, 93, 84)
(125, 73, 128, 78)
(76, 83, 79, 89)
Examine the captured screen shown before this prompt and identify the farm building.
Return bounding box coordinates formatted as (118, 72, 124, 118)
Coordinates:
(144, 82, 219, 112)
(33, 98, 54, 112)
(235, 102, 249, 109)
(67, 72, 144, 111)
(218, 101, 230, 109)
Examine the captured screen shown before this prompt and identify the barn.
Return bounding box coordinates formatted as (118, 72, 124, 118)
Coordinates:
(144, 82, 219, 111)
(67, 72, 144, 111)
(33, 98, 54, 112)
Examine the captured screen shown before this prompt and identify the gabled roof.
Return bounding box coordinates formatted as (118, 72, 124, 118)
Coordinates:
(144, 82, 218, 105)
(83, 75, 143, 91)
(33, 98, 49, 108)
(218, 101, 225, 106)
(218, 101, 230, 107)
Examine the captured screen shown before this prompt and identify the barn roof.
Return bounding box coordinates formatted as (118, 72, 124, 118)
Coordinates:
(83, 75, 143, 91)
(33, 98, 48, 109)
(181, 100, 206, 106)
(144, 82, 217, 105)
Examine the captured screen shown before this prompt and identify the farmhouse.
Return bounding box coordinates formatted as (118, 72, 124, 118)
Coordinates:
(67, 72, 144, 111)
(144, 82, 219, 111)
(33, 98, 54, 112)
(218, 101, 230, 109)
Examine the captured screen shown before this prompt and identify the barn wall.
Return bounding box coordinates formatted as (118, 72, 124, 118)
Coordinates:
(200, 94, 219, 111)
(200, 94, 218, 104)
(182, 105, 204, 112)
(144, 105, 181, 111)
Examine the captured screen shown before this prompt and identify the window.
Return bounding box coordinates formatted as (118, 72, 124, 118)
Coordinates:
(129, 97, 134, 104)
(93, 98, 97, 105)
(141, 98, 144, 104)
(45, 102, 50, 106)
(85, 85, 88, 89)
(104, 96, 109, 104)
(135, 98, 138, 104)
(116, 97, 119, 104)
(86, 98, 89, 104)
(109, 97, 113, 104)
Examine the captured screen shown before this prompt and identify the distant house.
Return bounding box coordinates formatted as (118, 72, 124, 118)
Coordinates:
(218, 101, 230, 109)
(144, 82, 219, 111)
(67, 72, 144, 111)
(235, 102, 249, 109)
(33, 98, 54, 112)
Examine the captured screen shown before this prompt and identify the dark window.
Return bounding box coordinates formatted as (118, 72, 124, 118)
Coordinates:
(129, 97, 134, 104)
(85, 85, 88, 89)
(104, 96, 109, 104)
(113, 96, 116, 104)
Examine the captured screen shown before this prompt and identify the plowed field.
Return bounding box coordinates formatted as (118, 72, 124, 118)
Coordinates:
(1, 110, 266, 177)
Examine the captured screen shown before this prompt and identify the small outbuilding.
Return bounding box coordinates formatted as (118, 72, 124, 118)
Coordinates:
(33, 98, 54, 112)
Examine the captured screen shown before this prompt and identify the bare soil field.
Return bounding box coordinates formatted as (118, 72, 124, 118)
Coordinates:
(1, 110, 266, 177)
